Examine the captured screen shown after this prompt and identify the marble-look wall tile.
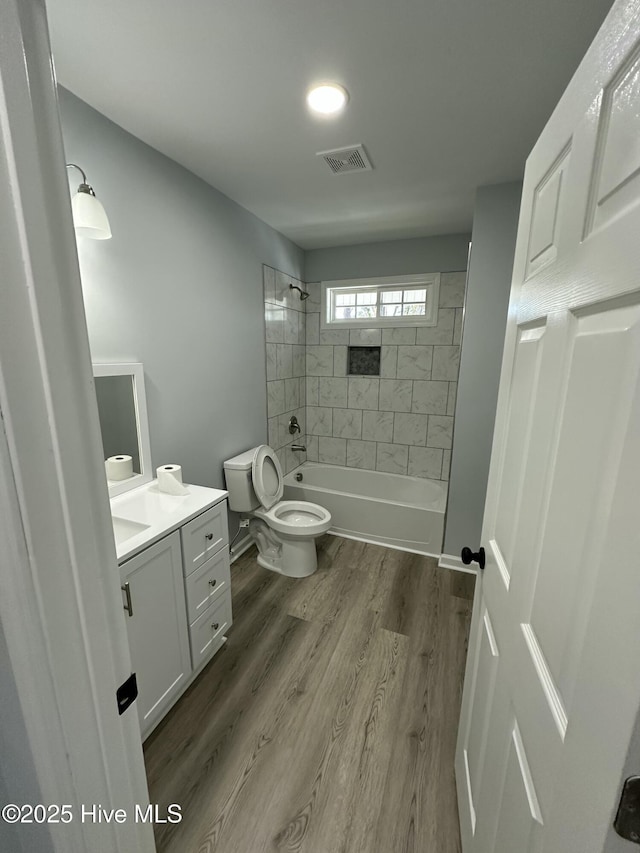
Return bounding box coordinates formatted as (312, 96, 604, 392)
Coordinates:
(347, 377, 380, 410)
(376, 442, 408, 475)
(306, 406, 333, 436)
(453, 308, 463, 345)
(263, 265, 276, 303)
(275, 270, 297, 309)
(305, 281, 321, 313)
(349, 328, 382, 346)
(306, 376, 319, 407)
(447, 381, 457, 416)
(291, 266, 467, 480)
(397, 345, 433, 380)
(276, 344, 293, 379)
(408, 446, 443, 479)
(379, 379, 412, 412)
(284, 377, 300, 412)
(393, 412, 428, 446)
(306, 435, 319, 462)
(292, 345, 306, 377)
(380, 346, 398, 378)
(412, 380, 449, 415)
(320, 327, 349, 345)
(319, 377, 348, 408)
(362, 410, 394, 443)
(318, 436, 347, 465)
(306, 312, 320, 345)
(266, 343, 277, 381)
(416, 308, 455, 345)
(431, 345, 460, 381)
(306, 346, 334, 376)
(268, 417, 279, 449)
(441, 448, 451, 481)
(427, 415, 453, 449)
(346, 439, 376, 470)
(382, 327, 416, 345)
(333, 346, 348, 377)
(284, 308, 299, 344)
(265, 305, 284, 344)
(333, 408, 363, 439)
(439, 271, 466, 308)
(267, 380, 285, 418)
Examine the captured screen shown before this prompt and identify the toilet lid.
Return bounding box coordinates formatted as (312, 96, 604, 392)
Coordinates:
(251, 445, 284, 510)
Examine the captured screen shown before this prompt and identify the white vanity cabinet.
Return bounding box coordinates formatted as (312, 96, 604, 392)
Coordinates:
(119, 532, 191, 736)
(180, 501, 233, 670)
(116, 492, 232, 739)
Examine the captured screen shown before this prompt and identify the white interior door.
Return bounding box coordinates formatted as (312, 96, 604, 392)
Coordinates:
(455, 1, 640, 851)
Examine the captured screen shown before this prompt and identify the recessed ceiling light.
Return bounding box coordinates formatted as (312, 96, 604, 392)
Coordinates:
(306, 83, 349, 116)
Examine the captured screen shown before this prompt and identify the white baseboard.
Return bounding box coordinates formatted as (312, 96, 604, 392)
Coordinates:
(230, 534, 253, 563)
(438, 553, 477, 574)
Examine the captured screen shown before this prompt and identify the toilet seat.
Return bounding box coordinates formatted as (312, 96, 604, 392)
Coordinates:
(255, 500, 332, 537)
(251, 445, 283, 509)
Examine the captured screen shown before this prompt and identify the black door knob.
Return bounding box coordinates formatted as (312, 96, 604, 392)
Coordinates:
(461, 546, 486, 571)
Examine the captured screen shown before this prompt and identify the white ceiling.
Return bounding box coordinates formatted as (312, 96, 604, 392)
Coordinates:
(46, 0, 613, 250)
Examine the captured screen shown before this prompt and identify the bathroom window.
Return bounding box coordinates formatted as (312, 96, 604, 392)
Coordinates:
(321, 274, 439, 329)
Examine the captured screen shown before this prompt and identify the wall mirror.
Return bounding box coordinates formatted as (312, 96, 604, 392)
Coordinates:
(93, 362, 152, 497)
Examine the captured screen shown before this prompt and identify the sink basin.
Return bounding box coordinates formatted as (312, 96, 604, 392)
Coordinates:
(112, 515, 150, 545)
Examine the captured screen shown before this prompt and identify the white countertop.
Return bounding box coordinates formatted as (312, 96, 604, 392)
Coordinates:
(111, 481, 228, 564)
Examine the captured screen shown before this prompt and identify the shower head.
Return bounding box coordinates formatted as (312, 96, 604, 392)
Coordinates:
(289, 283, 310, 301)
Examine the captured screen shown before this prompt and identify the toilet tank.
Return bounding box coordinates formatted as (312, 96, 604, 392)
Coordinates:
(224, 448, 260, 512)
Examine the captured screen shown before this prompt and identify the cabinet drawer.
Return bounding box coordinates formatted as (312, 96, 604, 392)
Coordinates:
(185, 547, 230, 624)
(181, 501, 228, 575)
(189, 593, 232, 670)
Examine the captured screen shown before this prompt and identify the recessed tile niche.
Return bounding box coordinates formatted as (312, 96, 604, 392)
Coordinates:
(348, 346, 381, 376)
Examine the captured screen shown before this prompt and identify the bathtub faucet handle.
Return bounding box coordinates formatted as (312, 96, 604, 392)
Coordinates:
(288, 415, 301, 435)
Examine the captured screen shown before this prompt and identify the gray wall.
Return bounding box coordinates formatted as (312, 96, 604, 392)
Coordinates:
(304, 234, 471, 282)
(443, 182, 522, 558)
(59, 88, 303, 497)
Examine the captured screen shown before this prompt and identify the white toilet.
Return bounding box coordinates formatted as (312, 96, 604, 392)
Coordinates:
(223, 445, 332, 577)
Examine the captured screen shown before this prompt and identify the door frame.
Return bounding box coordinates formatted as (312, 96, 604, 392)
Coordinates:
(0, 1, 154, 850)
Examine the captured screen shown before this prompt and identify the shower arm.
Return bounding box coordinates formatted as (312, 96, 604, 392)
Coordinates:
(289, 283, 310, 300)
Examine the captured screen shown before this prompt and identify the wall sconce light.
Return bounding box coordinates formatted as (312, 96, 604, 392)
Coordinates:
(66, 163, 112, 240)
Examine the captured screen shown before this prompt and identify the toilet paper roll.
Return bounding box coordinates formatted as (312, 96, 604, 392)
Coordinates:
(105, 455, 134, 481)
(157, 464, 189, 496)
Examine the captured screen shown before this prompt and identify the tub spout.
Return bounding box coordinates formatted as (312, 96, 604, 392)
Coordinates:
(291, 444, 306, 452)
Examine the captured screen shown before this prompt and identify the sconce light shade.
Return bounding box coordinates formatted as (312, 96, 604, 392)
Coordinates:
(66, 163, 112, 240)
(71, 191, 112, 239)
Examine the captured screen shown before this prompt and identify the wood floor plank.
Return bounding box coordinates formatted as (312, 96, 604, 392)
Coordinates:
(144, 539, 472, 853)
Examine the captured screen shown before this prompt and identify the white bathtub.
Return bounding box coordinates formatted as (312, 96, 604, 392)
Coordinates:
(282, 462, 446, 557)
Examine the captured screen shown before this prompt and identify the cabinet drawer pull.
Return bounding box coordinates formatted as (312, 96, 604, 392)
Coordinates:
(205, 533, 214, 541)
(208, 578, 217, 587)
(121, 582, 133, 618)
(211, 622, 220, 630)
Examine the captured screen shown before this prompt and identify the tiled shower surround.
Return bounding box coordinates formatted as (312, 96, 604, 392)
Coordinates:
(264, 265, 465, 480)
(264, 266, 307, 474)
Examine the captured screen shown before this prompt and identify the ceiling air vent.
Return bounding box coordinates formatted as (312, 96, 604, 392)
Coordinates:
(317, 144, 373, 175)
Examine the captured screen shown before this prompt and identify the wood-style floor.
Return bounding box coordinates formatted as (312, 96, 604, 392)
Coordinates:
(144, 535, 475, 853)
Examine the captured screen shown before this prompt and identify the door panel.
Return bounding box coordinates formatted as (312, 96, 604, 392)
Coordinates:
(461, 606, 500, 833)
(493, 723, 543, 853)
(456, 4, 640, 851)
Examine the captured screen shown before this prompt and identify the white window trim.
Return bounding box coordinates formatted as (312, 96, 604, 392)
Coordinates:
(321, 273, 440, 329)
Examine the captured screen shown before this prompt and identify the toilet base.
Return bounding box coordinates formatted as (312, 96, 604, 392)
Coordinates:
(250, 518, 318, 577)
